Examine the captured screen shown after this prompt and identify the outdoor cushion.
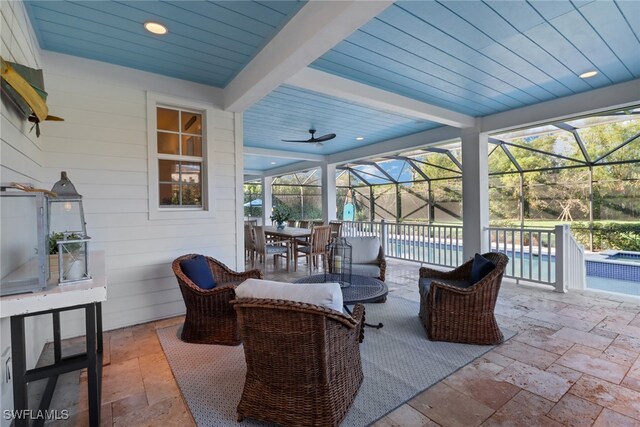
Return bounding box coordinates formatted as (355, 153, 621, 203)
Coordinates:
(180, 255, 217, 289)
(236, 278, 343, 312)
(470, 253, 496, 284)
(351, 264, 381, 278)
(265, 244, 288, 255)
(345, 236, 380, 264)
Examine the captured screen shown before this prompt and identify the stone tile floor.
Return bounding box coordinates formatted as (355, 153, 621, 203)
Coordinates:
(31, 257, 640, 426)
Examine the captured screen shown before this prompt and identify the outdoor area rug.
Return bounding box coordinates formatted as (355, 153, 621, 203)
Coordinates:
(157, 295, 515, 426)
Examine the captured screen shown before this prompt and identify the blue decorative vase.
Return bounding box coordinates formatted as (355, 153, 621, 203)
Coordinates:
(276, 222, 285, 230)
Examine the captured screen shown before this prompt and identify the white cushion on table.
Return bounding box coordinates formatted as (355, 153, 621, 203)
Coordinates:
(345, 236, 380, 264)
(236, 278, 343, 312)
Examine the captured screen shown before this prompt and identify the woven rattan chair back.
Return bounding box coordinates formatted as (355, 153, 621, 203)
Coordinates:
(172, 254, 261, 345)
(418, 251, 509, 345)
(232, 298, 365, 426)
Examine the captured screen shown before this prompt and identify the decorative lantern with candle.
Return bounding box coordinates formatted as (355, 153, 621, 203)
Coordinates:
(47, 171, 91, 284)
(325, 237, 352, 288)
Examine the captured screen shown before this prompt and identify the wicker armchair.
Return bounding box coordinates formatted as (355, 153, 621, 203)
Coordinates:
(232, 298, 365, 426)
(418, 252, 509, 345)
(172, 254, 262, 345)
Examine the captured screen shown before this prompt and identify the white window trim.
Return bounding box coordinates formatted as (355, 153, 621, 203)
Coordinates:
(147, 91, 216, 220)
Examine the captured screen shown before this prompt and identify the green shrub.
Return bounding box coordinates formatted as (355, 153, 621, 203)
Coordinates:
(570, 222, 640, 251)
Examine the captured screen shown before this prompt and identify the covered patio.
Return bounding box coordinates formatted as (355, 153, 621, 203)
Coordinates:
(2, 0, 639, 426)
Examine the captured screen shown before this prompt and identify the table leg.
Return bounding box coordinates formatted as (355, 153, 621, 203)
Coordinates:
(85, 304, 100, 426)
(53, 311, 62, 362)
(343, 305, 383, 329)
(10, 316, 28, 427)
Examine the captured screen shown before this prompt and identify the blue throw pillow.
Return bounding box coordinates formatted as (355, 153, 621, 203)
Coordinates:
(180, 255, 217, 289)
(470, 253, 496, 284)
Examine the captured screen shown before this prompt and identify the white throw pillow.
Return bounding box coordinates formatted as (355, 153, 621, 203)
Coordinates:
(235, 278, 344, 312)
(345, 236, 381, 264)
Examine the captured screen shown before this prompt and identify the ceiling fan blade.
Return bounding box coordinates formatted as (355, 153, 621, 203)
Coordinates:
(282, 138, 311, 142)
(312, 133, 336, 142)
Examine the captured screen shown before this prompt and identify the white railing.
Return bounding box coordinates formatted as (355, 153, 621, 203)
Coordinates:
(342, 221, 584, 293)
(341, 220, 463, 267)
(487, 226, 556, 288)
(556, 224, 587, 292)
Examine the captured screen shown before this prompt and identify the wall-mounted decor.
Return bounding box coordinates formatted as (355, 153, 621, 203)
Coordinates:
(0, 56, 63, 136)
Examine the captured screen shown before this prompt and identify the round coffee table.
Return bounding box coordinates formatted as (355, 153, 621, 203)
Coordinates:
(294, 274, 388, 328)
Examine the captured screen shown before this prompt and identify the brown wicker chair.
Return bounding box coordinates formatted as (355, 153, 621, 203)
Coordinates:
(172, 254, 262, 345)
(232, 298, 365, 426)
(418, 252, 509, 345)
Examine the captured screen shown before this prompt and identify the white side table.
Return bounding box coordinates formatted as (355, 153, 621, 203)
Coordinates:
(1, 252, 107, 427)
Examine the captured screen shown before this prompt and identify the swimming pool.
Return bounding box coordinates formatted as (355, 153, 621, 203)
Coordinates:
(586, 251, 640, 283)
(387, 239, 639, 296)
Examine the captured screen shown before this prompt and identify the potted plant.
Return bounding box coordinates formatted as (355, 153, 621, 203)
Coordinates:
(48, 231, 84, 282)
(270, 204, 291, 230)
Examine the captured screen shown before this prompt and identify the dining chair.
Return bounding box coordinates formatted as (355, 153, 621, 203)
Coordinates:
(244, 222, 256, 263)
(253, 226, 290, 271)
(329, 221, 342, 242)
(295, 224, 331, 273)
(297, 220, 310, 229)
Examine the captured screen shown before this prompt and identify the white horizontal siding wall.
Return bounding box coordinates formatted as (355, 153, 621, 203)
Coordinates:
(40, 51, 243, 336)
(0, 1, 51, 423)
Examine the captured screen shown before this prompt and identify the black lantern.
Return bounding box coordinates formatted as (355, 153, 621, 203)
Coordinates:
(325, 237, 352, 288)
(47, 171, 91, 284)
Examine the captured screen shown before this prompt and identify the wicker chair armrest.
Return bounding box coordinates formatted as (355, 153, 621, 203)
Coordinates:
(430, 279, 474, 296)
(180, 283, 237, 298)
(419, 258, 474, 280)
(232, 298, 360, 329)
(214, 267, 263, 283)
(427, 279, 473, 309)
(350, 303, 366, 343)
(377, 246, 386, 282)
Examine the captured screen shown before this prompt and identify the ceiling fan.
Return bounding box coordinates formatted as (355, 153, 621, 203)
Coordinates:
(282, 129, 336, 145)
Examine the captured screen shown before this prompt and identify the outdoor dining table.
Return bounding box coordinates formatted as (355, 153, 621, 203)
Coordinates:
(262, 226, 312, 270)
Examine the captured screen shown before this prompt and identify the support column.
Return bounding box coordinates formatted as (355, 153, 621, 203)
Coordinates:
(261, 176, 273, 226)
(461, 127, 490, 260)
(321, 162, 337, 222)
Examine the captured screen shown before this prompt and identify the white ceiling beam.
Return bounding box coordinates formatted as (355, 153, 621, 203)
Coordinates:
(481, 78, 640, 133)
(244, 146, 325, 162)
(223, 0, 393, 112)
(327, 126, 461, 165)
(288, 68, 476, 128)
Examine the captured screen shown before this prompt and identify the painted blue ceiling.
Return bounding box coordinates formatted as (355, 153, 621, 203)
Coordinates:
(312, 0, 640, 117)
(243, 85, 441, 170)
(244, 154, 300, 172)
(24, 0, 304, 87)
(23, 1, 640, 175)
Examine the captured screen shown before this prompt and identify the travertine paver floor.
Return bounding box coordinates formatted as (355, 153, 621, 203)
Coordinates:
(32, 257, 640, 426)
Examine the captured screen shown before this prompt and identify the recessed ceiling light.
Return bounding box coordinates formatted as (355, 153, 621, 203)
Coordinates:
(270, 161, 277, 165)
(356, 136, 364, 141)
(144, 21, 168, 35)
(579, 70, 598, 79)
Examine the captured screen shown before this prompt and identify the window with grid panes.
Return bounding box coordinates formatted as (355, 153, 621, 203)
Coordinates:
(156, 106, 204, 208)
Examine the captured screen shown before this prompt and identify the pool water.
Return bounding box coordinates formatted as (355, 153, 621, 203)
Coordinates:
(587, 276, 640, 297)
(387, 239, 639, 296)
(608, 253, 640, 264)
